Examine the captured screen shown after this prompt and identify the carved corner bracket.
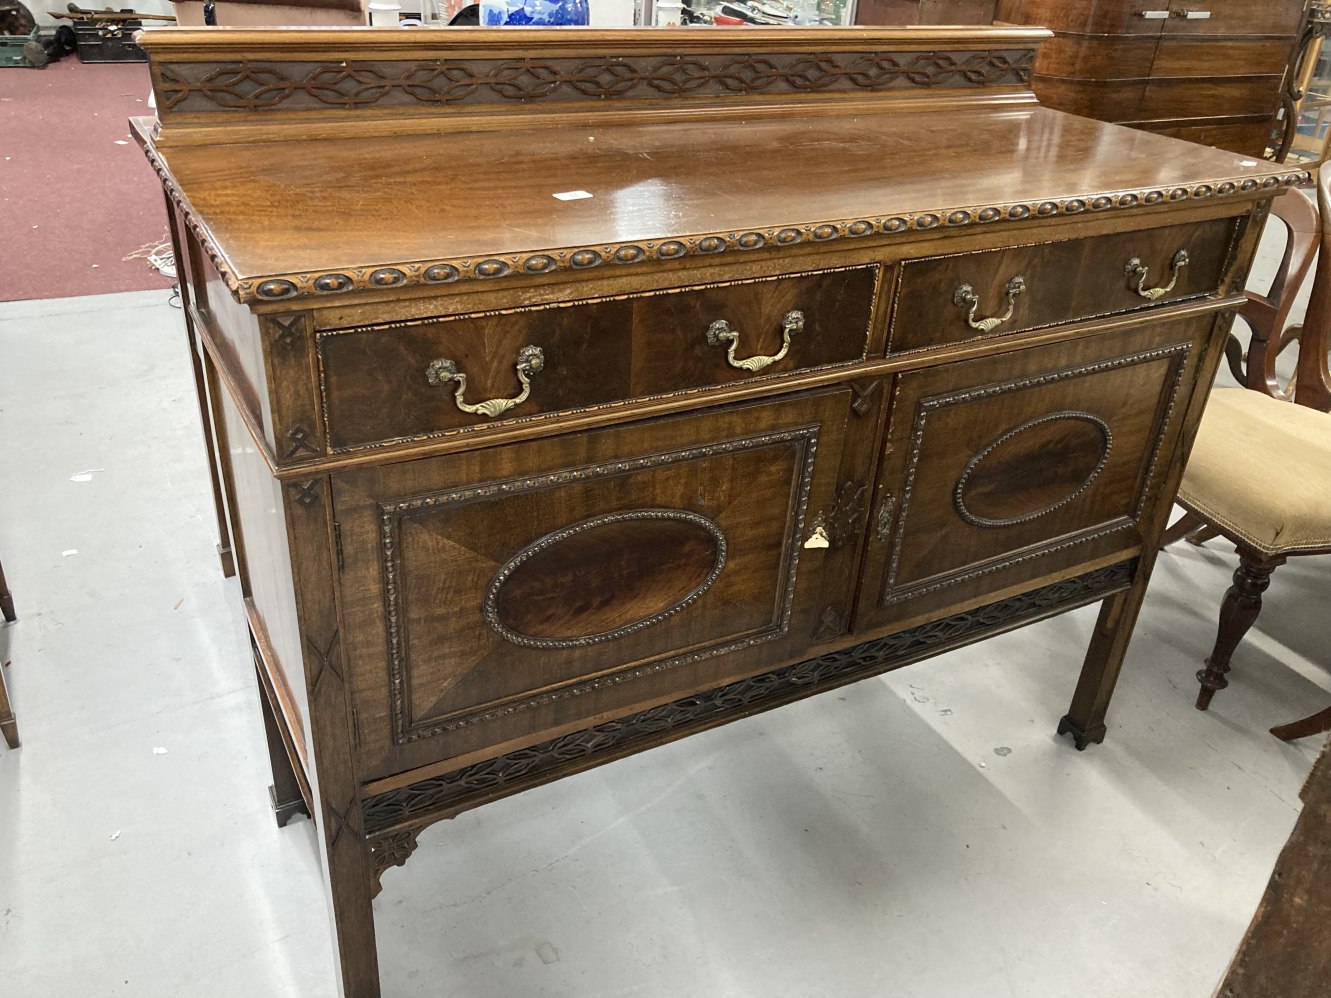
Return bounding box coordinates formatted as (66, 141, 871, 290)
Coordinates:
(369, 827, 422, 897)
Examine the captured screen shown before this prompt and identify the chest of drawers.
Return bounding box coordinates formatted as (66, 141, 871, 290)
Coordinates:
(134, 25, 1305, 997)
(996, 0, 1308, 156)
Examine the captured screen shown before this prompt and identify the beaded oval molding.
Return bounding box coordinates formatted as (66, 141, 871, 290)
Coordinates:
(481, 508, 728, 651)
(953, 410, 1113, 528)
(142, 141, 1306, 305)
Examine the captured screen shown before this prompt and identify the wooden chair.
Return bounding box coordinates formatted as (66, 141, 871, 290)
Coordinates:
(1226, 175, 1321, 403)
(0, 554, 17, 749)
(1166, 172, 1331, 729)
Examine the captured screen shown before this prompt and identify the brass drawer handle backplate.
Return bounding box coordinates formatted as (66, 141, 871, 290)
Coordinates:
(425, 344, 545, 419)
(1125, 249, 1189, 301)
(706, 310, 803, 372)
(953, 275, 1026, 333)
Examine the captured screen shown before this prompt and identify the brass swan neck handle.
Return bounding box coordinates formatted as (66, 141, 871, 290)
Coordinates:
(953, 276, 1026, 332)
(706, 310, 803, 372)
(426, 345, 545, 419)
(1125, 249, 1189, 301)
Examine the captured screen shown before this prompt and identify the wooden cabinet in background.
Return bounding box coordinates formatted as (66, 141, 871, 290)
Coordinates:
(135, 24, 1305, 998)
(997, 0, 1309, 156)
(856, 0, 998, 25)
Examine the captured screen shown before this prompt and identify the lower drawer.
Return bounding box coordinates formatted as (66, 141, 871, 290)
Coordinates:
(1138, 75, 1283, 123)
(1140, 118, 1275, 158)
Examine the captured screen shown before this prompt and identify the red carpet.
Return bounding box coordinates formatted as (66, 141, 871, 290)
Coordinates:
(0, 58, 175, 302)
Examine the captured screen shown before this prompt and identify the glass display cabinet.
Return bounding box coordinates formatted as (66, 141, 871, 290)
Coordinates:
(1280, 1, 1331, 165)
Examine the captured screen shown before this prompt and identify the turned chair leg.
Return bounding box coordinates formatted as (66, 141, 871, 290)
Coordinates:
(1270, 705, 1331, 741)
(1195, 551, 1283, 711)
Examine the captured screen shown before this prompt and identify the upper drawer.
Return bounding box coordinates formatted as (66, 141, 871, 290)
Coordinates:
(888, 215, 1239, 353)
(319, 265, 878, 452)
(999, 0, 1169, 36)
(1161, 0, 1304, 37)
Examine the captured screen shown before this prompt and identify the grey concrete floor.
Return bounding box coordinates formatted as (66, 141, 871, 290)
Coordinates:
(0, 263, 1327, 997)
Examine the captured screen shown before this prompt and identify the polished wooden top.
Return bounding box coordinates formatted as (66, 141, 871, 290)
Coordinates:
(131, 27, 1306, 303)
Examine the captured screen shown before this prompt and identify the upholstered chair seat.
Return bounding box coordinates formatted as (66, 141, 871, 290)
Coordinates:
(1178, 388, 1331, 557)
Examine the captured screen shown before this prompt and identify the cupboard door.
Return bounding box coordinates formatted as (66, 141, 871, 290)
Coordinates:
(334, 389, 856, 779)
(856, 316, 1211, 633)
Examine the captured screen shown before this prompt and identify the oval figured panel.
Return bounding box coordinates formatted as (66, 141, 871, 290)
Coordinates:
(485, 509, 727, 649)
(956, 411, 1112, 527)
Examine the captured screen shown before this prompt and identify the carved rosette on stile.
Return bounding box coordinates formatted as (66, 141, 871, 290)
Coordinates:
(288, 480, 321, 508)
(824, 480, 869, 549)
(850, 379, 883, 417)
(283, 425, 320, 461)
(269, 313, 308, 350)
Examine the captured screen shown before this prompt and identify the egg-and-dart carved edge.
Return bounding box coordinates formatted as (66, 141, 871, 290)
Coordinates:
(314, 264, 879, 454)
(139, 137, 1306, 305)
(953, 411, 1113, 528)
(879, 342, 1192, 607)
(380, 424, 820, 745)
(361, 560, 1135, 835)
(482, 508, 729, 650)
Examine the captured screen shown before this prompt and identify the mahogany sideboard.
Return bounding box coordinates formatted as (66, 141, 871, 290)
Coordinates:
(995, 0, 1308, 157)
(132, 25, 1305, 997)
